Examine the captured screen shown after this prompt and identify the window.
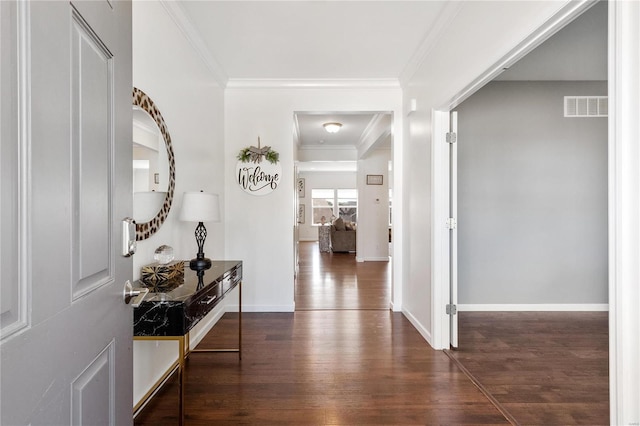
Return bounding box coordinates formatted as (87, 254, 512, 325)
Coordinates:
(337, 189, 357, 223)
(312, 189, 334, 225)
(311, 188, 357, 225)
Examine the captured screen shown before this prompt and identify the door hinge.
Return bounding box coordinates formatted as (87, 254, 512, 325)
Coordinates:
(446, 217, 457, 229)
(446, 132, 457, 144)
(446, 304, 457, 315)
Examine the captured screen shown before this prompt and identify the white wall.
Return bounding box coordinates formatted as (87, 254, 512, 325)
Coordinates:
(132, 1, 226, 408)
(298, 146, 357, 162)
(297, 171, 356, 241)
(224, 86, 402, 312)
(357, 149, 391, 262)
(456, 80, 608, 307)
(401, 105, 433, 340)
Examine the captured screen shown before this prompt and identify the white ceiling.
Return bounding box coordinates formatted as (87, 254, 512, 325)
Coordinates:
(295, 112, 379, 148)
(295, 112, 391, 170)
(178, 1, 449, 80)
(164, 0, 606, 166)
(170, 1, 445, 165)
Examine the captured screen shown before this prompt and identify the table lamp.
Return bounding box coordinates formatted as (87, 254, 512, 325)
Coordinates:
(179, 191, 220, 271)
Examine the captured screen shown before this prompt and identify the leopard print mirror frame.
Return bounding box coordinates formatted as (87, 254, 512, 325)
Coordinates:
(132, 87, 176, 241)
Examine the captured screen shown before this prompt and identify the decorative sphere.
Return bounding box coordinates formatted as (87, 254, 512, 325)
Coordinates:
(154, 245, 174, 264)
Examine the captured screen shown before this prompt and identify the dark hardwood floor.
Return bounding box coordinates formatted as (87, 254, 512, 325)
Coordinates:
(135, 242, 609, 425)
(295, 242, 390, 310)
(448, 311, 609, 425)
(135, 311, 508, 425)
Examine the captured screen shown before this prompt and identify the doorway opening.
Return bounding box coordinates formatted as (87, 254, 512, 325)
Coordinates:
(293, 111, 394, 311)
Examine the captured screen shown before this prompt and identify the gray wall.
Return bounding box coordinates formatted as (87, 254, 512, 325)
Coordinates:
(456, 81, 607, 305)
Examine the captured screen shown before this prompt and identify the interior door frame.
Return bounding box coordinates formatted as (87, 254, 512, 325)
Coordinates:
(292, 109, 403, 312)
(608, 1, 640, 423)
(449, 111, 458, 349)
(431, 1, 640, 423)
(431, 110, 453, 349)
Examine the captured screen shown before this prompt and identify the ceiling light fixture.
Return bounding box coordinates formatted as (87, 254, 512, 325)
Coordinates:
(323, 122, 342, 133)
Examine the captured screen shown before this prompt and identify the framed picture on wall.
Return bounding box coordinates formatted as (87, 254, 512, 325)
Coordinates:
(298, 204, 305, 224)
(297, 178, 305, 198)
(366, 174, 383, 185)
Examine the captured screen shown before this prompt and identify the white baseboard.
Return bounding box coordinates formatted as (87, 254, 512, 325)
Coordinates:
(228, 303, 295, 313)
(299, 237, 317, 242)
(356, 256, 390, 263)
(365, 256, 391, 262)
(457, 303, 609, 312)
(402, 309, 433, 347)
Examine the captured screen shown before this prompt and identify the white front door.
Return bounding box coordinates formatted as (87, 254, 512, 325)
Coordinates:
(1, 1, 133, 424)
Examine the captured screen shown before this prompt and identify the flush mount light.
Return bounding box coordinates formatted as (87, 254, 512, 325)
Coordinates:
(323, 122, 342, 133)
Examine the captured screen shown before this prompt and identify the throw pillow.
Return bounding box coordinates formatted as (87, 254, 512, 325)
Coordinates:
(333, 217, 346, 231)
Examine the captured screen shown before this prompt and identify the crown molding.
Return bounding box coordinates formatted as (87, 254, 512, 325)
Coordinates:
(356, 113, 392, 159)
(399, 1, 464, 88)
(226, 78, 401, 89)
(357, 113, 387, 148)
(159, 0, 228, 87)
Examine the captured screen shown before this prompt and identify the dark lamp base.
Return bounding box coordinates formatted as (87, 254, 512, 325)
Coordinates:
(189, 257, 212, 271)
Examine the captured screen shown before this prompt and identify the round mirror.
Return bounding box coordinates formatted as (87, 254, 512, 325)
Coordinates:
(132, 87, 176, 240)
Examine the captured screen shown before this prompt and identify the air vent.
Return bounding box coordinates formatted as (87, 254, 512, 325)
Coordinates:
(564, 96, 608, 117)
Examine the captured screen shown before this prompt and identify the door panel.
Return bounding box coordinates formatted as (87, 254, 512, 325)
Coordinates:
(71, 341, 115, 425)
(71, 8, 114, 299)
(0, 0, 27, 338)
(0, 1, 132, 425)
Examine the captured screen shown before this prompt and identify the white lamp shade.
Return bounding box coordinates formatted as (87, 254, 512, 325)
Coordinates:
(179, 191, 220, 222)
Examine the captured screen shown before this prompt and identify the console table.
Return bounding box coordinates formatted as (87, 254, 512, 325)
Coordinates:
(133, 260, 242, 425)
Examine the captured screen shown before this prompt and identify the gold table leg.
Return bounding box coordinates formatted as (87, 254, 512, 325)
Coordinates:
(178, 336, 185, 426)
(239, 280, 242, 360)
(189, 282, 242, 359)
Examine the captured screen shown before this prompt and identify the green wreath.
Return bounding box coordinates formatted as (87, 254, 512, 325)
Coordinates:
(237, 138, 279, 164)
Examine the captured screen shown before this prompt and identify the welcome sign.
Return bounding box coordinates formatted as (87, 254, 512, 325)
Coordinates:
(236, 138, 281, 196)
(236, 161, 281, 196)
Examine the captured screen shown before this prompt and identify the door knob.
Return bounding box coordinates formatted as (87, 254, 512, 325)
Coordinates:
(123, 280, 148, 307)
